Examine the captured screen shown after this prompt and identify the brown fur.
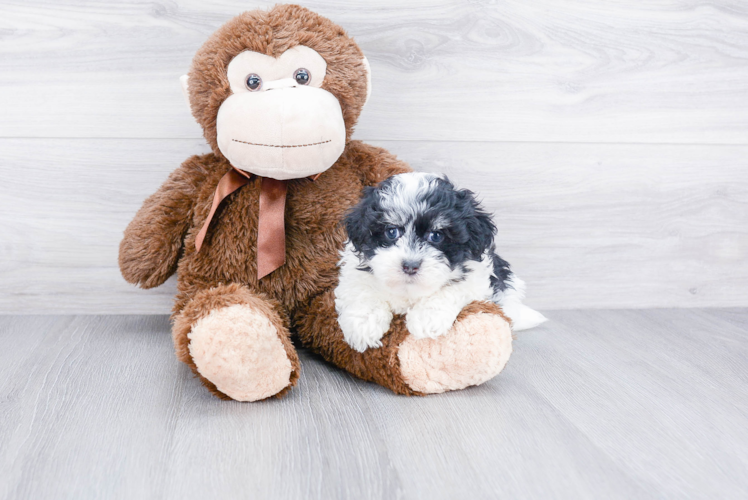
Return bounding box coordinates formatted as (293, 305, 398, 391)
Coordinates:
(187, 4, 369, 154)
(119, 156, 206, 288)
(292, 289, 422, 396)
(119, 5, 501, 400)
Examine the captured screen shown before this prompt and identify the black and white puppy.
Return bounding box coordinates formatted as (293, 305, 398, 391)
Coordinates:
(335, 172, 547, 353)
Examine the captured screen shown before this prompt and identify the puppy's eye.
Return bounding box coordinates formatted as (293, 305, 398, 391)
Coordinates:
(245, 74, 262, 91)
(427, 231, 444, 243)
(384, 226, 402, 240)
(293, 68, 311, 85)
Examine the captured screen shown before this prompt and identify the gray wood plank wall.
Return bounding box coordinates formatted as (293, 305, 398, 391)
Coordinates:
(1, 0, 747, 313)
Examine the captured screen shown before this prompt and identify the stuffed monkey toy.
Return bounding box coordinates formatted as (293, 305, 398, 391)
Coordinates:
(119, 4, 513, 401)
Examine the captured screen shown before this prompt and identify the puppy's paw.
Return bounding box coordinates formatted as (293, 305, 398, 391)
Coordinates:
(338, 307, 393, 353)
(406, 305, 461, 340)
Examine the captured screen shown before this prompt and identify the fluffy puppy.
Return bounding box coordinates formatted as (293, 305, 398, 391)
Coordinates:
(335, 172, 547, 353)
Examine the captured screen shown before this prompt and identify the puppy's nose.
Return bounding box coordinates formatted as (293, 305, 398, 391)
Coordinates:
(402, 259, 422, 276)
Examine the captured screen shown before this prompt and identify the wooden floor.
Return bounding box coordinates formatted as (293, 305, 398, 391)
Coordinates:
(1, 309, 747, 499)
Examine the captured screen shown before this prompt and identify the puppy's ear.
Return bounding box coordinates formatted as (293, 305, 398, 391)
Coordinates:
(460, 189, 497, 259)
(345, 186, 380, 254)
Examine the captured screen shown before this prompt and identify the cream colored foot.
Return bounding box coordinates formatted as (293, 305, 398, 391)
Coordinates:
(188, 304, 293, 401)
(398, 311, 513, 394)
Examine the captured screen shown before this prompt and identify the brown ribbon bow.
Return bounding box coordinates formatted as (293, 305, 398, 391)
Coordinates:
(195, 168, 319, 280)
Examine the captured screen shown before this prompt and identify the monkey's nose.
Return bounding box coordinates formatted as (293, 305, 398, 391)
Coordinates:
(263, 78, 298, 91)
(402, 260, 421, 276)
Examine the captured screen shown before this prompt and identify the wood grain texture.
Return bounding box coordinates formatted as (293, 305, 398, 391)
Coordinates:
(0, 0, 747, 143)
(1, 1, 747, 311)
(1, 138, 745, 313)
(1, 310, 746, 499)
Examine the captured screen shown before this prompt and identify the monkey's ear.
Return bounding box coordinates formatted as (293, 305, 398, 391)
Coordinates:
(179, 74, 190, 108)
(362, 57, 372, 108)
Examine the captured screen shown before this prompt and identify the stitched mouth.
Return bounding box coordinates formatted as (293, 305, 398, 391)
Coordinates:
(232, 139, 331, 148)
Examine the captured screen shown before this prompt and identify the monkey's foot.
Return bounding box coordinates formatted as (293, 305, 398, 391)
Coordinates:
(397, 302, 513, 394)
(188, 304, 295, 401)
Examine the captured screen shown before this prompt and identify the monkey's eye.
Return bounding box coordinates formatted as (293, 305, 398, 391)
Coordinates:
(426, 231, 444, 243)
(384, 226, 402, 241)
(293, 68, 311, 85)
(245, 74, 262, 91)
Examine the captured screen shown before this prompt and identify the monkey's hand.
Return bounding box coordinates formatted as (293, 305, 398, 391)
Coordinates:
(119, 156, 205, 289)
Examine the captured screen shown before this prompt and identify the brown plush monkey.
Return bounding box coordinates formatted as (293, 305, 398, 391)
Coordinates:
(119, 5, 512, 401)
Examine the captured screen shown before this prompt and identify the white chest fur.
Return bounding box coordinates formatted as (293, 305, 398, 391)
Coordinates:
(334, 243, 497, 352)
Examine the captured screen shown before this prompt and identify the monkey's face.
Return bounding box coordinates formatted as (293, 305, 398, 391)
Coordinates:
(184, 5, 371, 179)
(215, 46, 347, 180)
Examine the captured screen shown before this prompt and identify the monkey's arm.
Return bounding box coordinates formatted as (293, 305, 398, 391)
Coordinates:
(348, 140, 412, 187)
(119, 156, 207, 289)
